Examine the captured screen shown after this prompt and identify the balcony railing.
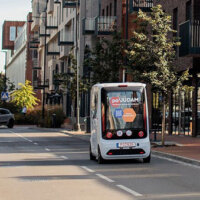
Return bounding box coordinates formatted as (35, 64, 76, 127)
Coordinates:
(47, 43, 60, 55)
(179, 20, 200, 57)
(97, 16, 117, 35)
(62, 0, 79, 8)
(33, 80, 49, 89)
(82, 18, 96, 35)
(58, 30, 74, 45)
(130, 0, 153, 12)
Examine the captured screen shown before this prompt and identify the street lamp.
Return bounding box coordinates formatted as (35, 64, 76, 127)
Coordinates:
(75, 0, 81, 131)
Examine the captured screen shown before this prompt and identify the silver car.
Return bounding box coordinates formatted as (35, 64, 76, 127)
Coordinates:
(0, 108, 15, 128)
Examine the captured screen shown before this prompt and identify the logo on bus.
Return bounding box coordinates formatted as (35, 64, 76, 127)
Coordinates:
(110, 97, 120, 107)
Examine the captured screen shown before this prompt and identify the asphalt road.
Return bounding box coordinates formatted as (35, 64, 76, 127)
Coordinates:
(0, 126, 200, 200)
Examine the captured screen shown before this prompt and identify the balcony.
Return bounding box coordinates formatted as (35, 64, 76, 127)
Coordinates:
(29, 34, 40, 49)
(47, 0, 54, 14)
(32, 58, 41, 70)
(179, 20, 200, 57)
(58, 30, 74, 45)
(97, 16, 117, 35)
(59, 46, 71, 59)
(47, 43, 60, 55)
(62, 0, 79, 8)
(33, 80, 49, 90)
(82, 18, 96, 35)
(130, 0, 153, 12)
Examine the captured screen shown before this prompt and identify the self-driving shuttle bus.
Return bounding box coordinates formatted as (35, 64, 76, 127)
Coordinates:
(89, 83, 151, 164)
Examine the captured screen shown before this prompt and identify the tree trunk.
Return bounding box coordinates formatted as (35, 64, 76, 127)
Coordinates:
(161, 102, 166, 146)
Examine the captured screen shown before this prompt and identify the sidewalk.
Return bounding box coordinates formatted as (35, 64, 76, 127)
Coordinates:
(61, 129, 200, 166)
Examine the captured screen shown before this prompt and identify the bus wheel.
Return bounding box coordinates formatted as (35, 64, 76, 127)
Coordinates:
(97, 146, 105, 164)
(143, 154, 151, 163)
(89, 144, 96, 161)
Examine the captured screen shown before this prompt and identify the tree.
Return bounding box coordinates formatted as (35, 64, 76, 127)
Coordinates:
(0, 73, 15, 94)
(11, 80, 39, 110)
(54, 53, 89, 101)
(127, 5, 189, 145)
(88, 32, 125, 84)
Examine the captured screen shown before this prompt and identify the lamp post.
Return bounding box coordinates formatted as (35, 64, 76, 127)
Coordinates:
(123, 0, 129, 82)
(75, 0, 81, 131)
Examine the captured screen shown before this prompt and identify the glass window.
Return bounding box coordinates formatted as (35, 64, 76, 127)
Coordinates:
(0, 109, 9, 115)
(101, 88, 145, 131)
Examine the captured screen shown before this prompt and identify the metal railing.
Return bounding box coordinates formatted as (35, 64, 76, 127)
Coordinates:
(179, 20, 200, 56)
(97, 16, 117, 33)
(130, 0, 153, 12)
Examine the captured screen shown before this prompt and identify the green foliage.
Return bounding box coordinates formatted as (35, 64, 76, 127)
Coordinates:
(127, 5, 189, 98)
(0, 101, 21, 113)
(0, 73, 15, 104)
(54, 53, 89, 100)
(87, 32, 125, 84)
(14, 106, 66, 128)
(11, 80, 40, 109)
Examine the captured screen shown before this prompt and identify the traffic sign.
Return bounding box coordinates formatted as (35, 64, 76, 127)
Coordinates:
(1, 92, 9, 101)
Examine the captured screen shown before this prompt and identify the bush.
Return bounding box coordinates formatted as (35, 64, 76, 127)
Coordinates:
(14, 106, 66, 128)
(0, 101, 21, 113)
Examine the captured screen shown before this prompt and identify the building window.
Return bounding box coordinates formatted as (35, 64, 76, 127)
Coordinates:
(186, 0, 192, 21)
(106, 6, 109, 16)
(102, 9, 105, 16)
(61, 62, 64, 73)
(173, 8, 178, 34)
(114, 0, 117, 16)
(110, 3, 112, 16)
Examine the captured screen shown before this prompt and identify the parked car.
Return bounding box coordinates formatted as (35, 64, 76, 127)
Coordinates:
(0, 108, 15, 128)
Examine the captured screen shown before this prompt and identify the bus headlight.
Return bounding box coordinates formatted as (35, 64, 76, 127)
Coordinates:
(116, 130, 123, 137)
(126, 130, 132, 136)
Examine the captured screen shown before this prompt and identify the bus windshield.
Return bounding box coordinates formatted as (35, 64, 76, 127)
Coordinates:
(101, 88, 145, 132)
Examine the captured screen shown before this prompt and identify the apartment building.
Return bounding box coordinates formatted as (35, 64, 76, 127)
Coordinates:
(2, 14, 41, 101)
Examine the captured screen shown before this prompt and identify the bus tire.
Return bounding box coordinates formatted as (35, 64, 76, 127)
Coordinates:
(143, 154, 151, 163)
(97, 146, 105, 164)
(89, 144, 96, 161)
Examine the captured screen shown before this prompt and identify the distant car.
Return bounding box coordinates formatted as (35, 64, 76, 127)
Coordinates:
(0, 108, 15, 128)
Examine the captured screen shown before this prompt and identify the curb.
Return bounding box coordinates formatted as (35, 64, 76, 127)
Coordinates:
(152, 150, 200, 167)
(62, 131, 200, 167)
(28, 127, 200, 167)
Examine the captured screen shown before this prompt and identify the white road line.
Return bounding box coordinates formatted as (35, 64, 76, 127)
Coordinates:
(81, 166, 95, 173)
(96, 174, 115, 183)
(9, 131, 33, 143)
(152, 155, 200, 169)
(34, 142, 38, 145)
(45, 148, 50, 151)
(117, 185, 143, 197)
(60, 156, 69, 160)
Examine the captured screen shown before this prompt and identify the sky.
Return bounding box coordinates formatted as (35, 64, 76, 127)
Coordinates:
(0, 0, 32, 73)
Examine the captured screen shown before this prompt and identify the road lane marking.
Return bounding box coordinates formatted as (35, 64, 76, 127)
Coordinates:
(117, 185, 142, 197)
(60, 156, 69, 160)
(81, 166, 95, 173)
(34, 142, 38, 145)
(45, 148, 50, 151)
(9, 131, 33, 143)
(152, 155, 200, 169)
(96, 174, 115, 183)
